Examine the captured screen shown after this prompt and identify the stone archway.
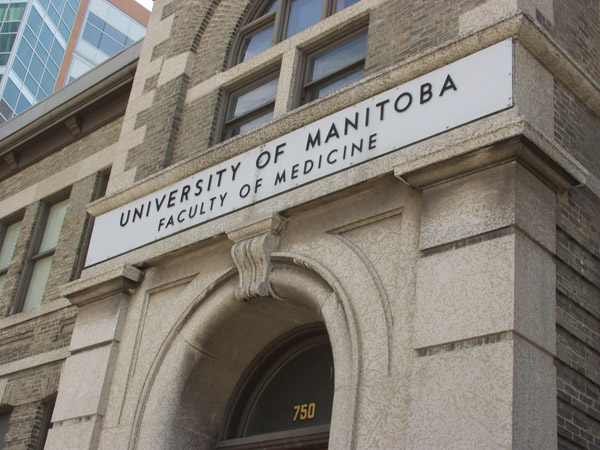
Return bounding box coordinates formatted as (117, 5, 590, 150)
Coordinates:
(130, 255, 361, 449)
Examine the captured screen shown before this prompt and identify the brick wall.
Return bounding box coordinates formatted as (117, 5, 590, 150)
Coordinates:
(1, 363, 61, 449)
(550, 2, 600, 446)
(0, 308, 75, 366)
(0, 172, 105, 314)
(0, 117, 121, 202)
(366, 0, 485, 75)
(544, 0, 600, 88)
(556, 187, 600, 450)
(554, 80, 600, 180)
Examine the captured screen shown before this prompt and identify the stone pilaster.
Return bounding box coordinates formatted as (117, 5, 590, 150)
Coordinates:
(44, 265, 143, 450)
(397, 138, 577, 448)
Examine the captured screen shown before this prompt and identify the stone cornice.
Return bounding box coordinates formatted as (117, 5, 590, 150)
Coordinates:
(61, 264, 144, 306)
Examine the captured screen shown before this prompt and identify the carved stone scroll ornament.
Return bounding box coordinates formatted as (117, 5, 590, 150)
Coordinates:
(228, 214, 286, 301)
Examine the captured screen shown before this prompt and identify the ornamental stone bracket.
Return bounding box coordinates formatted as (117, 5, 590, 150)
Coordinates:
(60, 264, 144, 307)
(227, 214, 287, 301)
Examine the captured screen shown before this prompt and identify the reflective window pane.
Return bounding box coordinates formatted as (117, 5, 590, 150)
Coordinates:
(47, 58, 58, 77)
(39, 199, 68, 253)
(0, 5, 7, 21)
(23, 25, 36, 45)
(49, 39, 64, 65)
(240, 25, 273, 62)
(40, 70, 55, 94)
(58, 20, 69, 40)
(6, 3, 26, 21)
(48, 5, 60, 26)
(0, 221, 22, 270)
(82, 23, 101, 48)
(35, 86, 46, 101)
(87, 12, 105, 30)
(12, 57, 26, 80)
(98, 34, 122, 56)
(0, 99, 13, 121)
(103, 21, 127, 45)
(3, 78, 19, 107)
(1, 22, 20, 32)
(22, 255, 53, 311)
(51, 0, 65, 15)
(15, 91, 31, 113)
(309, 66, 363, 100)
(335, 0, 359, 12)
(17, 40, 32, 65)
(25, 72, 38, 94)
(308, 32, 367, 82)
(0, 34, 15, 52)
(62, 4, 75, 27)
(35, 42, 48, 63)
(231, 110, 274, 137)
(40, 24, 54, 49)
(286, 0, 322, 39)
(27, 7, 43, 33)
(29, 53, 44, 80)
(230, 76, 278, 119)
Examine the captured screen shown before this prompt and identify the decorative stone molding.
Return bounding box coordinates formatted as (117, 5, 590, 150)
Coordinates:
(60, 264, 144, 306)
(64, 116, 82, 136)
(227, 214, 287, 301)
(395, 136, 580, 192)
(2, 151, 18, 170)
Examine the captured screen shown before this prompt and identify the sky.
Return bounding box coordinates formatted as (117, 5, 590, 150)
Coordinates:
(135, 0, 153, 11)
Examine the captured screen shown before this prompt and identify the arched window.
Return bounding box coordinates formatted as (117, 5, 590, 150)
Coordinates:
(234, 0, 361, 64)
(218, 325, 334, 449)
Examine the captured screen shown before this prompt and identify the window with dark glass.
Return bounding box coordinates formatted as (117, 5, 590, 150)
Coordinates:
(234, 0, 361, 65)
(0, 411, 11, 449)
(302, 29, 367, 103)
(222, 73, 279, 140)
(35, 397, 55, 450)
(218, 326, 333, 449)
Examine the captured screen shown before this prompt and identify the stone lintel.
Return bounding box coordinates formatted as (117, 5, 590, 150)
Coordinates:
(396, 137, 579, 192)
(60, 264, 144, 307)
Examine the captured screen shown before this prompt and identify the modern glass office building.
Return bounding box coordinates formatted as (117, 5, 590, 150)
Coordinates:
(0, 0, 148, 123)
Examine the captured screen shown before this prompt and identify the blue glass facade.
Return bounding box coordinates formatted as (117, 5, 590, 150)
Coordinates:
(0, 0, 146, 123)
(0, 2, 26, 69)
(65, 0, 145, 84)
(0, 0, 78, 122)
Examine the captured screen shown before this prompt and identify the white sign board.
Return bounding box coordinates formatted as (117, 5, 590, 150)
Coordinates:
(86, 39, 513, 266)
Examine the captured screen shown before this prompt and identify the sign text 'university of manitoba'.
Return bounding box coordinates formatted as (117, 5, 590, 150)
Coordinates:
(86, 39, 513, 266)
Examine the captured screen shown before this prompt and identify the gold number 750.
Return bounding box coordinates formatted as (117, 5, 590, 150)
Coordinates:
(293, 403, 316, 421)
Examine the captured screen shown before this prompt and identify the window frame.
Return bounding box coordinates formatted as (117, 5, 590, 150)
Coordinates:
(0, 407, 13, 449)
(12, 192, 70, 314)
(218, 324, 332, 450)
(35, 396, 55, 450)
(220, 68, 280, 141)
(299, 25, 368, 105)
(0, 214, 23, 286)
(72, 169, 110, 280)
(232, 0, 359, 67)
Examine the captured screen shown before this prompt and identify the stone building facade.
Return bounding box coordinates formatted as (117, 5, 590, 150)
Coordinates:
(0, 0, 598, 449)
